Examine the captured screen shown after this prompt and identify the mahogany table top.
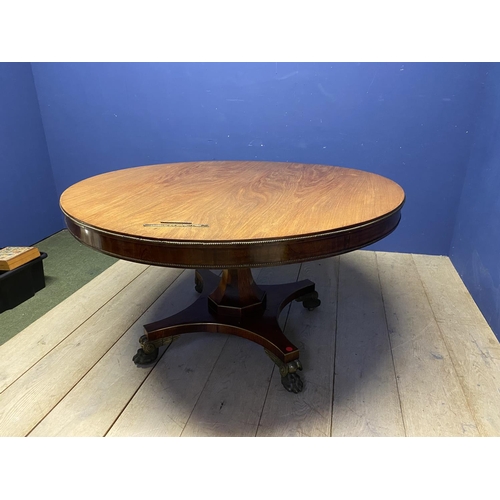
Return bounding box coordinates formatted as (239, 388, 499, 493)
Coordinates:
(60, 161, 405, 268)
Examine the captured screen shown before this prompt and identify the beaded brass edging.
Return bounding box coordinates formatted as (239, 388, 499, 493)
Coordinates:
(62, 205, 403, 269)
(61, 199, 404, 247)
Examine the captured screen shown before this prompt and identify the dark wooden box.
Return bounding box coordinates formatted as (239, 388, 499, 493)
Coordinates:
(0, 252, 47, 313)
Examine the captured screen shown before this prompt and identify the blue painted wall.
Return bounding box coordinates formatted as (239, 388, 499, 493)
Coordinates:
(3, 61, 499, 339)
(450, 63, 500, 339)
(0, 63, 62, 247)
(31, 62, 484, 255)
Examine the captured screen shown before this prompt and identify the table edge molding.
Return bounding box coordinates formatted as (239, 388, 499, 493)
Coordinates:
(62, 201, 404, 268)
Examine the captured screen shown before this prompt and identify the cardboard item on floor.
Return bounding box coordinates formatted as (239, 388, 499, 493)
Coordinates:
(0, 247, 41, 271)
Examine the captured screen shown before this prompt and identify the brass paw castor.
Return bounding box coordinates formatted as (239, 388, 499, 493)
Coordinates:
(281, 372, 304, 393)
(280, 359, 303, 393)
(194, 274, 203, 293)
(265, 350, 304, 393)
(132, 335, 159, 366)
(296, 291, 321, 311)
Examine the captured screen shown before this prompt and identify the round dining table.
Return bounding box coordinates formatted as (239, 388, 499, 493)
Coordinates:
(60, 161, 405, 393)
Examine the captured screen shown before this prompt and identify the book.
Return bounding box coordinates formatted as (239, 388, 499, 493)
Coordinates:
(0, 247, 41, 271)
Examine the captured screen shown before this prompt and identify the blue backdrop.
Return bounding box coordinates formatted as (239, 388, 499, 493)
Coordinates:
(3, 61, 500, 339)
(30, 62, 483, 255)
(0, 63, 62, 247)
(450, 63, 500, 339)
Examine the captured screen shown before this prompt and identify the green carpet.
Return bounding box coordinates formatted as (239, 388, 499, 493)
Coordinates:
(0, 230, 117, 346)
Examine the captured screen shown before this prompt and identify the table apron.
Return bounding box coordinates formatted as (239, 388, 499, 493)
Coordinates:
(63, 210, 401, 269)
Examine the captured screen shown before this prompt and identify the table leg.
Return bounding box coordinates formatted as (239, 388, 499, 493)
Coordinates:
(134, 268, 321, 393)
(194, 269, 220, 295)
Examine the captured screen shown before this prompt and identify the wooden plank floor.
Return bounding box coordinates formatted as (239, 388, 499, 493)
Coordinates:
(1, 250, 499, 437)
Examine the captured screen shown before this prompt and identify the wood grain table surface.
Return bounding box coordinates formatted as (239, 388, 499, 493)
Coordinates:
(60, 161, 405, 268)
